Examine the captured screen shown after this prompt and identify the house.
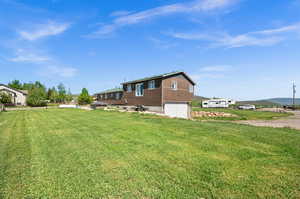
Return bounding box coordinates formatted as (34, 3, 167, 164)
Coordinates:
(202, 98, 236, 108)
(95, 88, 124, 105)
(0, 84, 28, 106)
(95, 71, 196, 118)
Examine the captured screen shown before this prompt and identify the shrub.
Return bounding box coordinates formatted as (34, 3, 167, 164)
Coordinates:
(26, 88, 47, 107)
(0, 92, 12, 104)
(78, 88, 92, 105)
(191, 100, 202, 107)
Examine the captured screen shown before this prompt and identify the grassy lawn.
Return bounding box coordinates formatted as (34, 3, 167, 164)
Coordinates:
(192, 107, 293, 121)
(0, 109, 299, 198)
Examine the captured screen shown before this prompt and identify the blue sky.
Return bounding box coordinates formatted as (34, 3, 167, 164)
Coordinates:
(0, 0, 299, 100)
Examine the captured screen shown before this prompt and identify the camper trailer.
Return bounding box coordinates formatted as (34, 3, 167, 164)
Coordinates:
(202, 99, 235, 108)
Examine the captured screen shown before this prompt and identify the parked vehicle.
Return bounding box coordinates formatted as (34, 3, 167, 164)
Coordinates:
(238, 104, 256, 110)
(134, 105, 148, 112)
(202, 98, 236, 108)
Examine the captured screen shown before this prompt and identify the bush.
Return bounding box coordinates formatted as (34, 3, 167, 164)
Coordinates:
(0, 92, 12, 104)
(191, 100, 202, 107)
(78, 88, 92, 105)
(26, 88, 47, 107)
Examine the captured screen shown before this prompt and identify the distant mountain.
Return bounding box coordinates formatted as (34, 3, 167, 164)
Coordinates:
(194, 96, 300, 106)
(193, 96, 209, 101)
(237, 100, 280, 106)
(266, 98, 300, 105)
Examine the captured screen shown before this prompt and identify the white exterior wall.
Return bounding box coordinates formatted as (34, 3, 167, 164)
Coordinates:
(14, 91, 27, 105)
(0, 85, 27, 106)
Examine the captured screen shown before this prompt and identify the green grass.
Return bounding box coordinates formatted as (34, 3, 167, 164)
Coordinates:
(192, 107, 292, 121)
(0, 109, 299, 198)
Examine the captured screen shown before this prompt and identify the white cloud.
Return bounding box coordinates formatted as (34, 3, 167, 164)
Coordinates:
(191, 73, 225, 81)
(43, 65, 78, 78)
(87, 0, 237, 37)
(191, 65, 233, 83)
(201, 65, 232, 72)
(110, 10, 133, 17)
(9, 49, 50, 63)
(217, 34, 283, 48)
(18, 21, 70, 41)
(8, 48, 78, 78)
(149, 37, 178, 49)
(252, 23, 300, 35)
(169, 22, 300, 48)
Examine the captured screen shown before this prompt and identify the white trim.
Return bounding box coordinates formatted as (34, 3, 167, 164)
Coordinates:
(148, 80, 155, 89)
(171, 80, 177, 90)
(135, 83, 144, 96)
(127, 84, 132, 92)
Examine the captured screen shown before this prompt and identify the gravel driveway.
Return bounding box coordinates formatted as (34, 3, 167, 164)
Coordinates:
(236, 111, 300, 130)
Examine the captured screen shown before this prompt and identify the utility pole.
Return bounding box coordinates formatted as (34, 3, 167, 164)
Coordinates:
(293, 82, 296, 109)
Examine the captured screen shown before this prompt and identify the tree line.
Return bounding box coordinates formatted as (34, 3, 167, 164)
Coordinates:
(0, 80, 92, 106)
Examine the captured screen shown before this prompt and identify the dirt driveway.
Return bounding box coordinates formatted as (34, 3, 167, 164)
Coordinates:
(236, 111, 300, 130)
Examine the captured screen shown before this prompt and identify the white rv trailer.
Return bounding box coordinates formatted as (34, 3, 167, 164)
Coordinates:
(202, 99, 236, 108)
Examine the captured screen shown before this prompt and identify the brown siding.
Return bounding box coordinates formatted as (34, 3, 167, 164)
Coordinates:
(97, 92, 125, 105)
(162, 75, 194, 103)
(123, 79, 162, 106)
(98, 99, 125, 105)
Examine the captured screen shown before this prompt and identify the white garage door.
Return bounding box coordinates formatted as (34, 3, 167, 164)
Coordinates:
(164, 103, 190, 119)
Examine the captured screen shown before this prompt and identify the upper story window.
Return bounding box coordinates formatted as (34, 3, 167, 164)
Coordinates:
(171, 81, 177, 90)
(105, 94, 108, 99)
(116, 92, 120, 100)
(189, 85, 194, 93)
(127, 84, 132, 92)
(148, 80, 155, 89)
(135, 83, 144, 96)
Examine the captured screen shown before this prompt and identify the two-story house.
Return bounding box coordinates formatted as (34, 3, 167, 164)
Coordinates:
(96, 71, 195, 118)
(121, 71, 195, 118)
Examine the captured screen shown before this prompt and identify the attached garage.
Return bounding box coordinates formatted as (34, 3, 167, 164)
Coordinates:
(164, 102, 191, 119)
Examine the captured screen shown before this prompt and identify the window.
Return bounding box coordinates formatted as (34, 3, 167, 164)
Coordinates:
(105, 94, 108, 99)
(127, 84, 132, 92)
(171, 81, 177, 90)
(148, 80, 155, 89)
(116, 92, 120, 100)
(135, 83, 144, 96)
(189, 85, 194, 93)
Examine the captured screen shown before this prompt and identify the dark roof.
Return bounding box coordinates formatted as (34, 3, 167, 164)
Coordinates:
(94, 88, 123, 95)
(121, 71, 196, 85)
(0, 84, 28, 95)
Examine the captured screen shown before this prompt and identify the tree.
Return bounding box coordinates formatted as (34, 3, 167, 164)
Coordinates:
(77, 88, 92, 105)
(26, 87, 47, 107)
(57, 83, 66, 103)
(25, 81, 47, 107)
(8, 80, 22, 90)
(47, 87, 57, 103)
(66, 88, 73, 103)
(0, 92, 12, 104)
(22, 83, 35, 91)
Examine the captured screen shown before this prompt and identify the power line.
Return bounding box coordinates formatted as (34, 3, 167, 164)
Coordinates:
(293, 82, 296, 108)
